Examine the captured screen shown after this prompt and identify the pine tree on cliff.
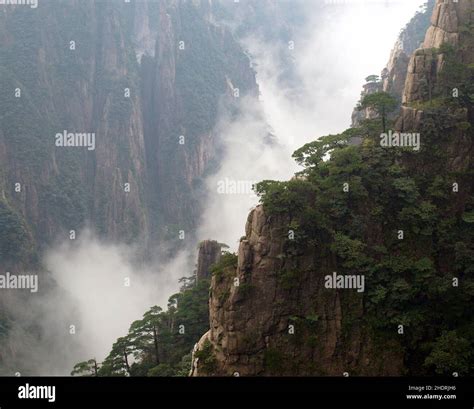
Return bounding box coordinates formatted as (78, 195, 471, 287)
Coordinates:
(71, 358, 99, 376)
(99, 337, 132, 376)
(358, 91, 398, 133)
(128, 306, 164, 366)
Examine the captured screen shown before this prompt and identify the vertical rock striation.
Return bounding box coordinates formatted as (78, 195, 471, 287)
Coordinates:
(196, 240, 222, 282)
(0, 0, 260, 270)
(137, 0, 260, 241)
(403, 0, 473, 105)
(193, 206, 404, 376)
(0, 1, 150, 272)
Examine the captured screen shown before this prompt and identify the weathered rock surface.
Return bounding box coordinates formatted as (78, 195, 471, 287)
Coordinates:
(196, 240, 222, 282)
(403, 0, 473, 105)
(352, 1, 434, 126)
(0, 1, 150, 267)
(0, 0, 259, 272)
(193, 206, 404, 376)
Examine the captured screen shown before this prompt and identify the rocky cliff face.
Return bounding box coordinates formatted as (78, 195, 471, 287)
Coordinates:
(352, 0, 434, 126)
(0, 1, 150, 272)
(140, 0, 259, 240)
(0, 0, 259, 271)
(192, 206, 403, 376)
(382, 0, 436, 98)
(0, 0, 262, 376)
(403, 0, 474, 105)
(397, 0, 474, 174)
(193, 0, 474, 376)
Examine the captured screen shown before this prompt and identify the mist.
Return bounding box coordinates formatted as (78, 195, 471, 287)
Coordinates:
(1, 232, 192, 375)
(197, 0, 426, 248)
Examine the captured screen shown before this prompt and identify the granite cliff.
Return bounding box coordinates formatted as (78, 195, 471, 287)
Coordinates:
(0, 0, 259, 273)
(191, 206, 404, 376)
(193, 0, 474, 376)
(352, 0, 435, 126)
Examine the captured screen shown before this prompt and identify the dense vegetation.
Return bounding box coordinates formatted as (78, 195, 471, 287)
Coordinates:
(174, 1, 255, 144)
(255, 44, 474, 375)
(0, 200, 30, 263)
(0, 3, 149, 248)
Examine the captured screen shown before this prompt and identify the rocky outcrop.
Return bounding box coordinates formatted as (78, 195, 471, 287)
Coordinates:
(399, 0, 473, 135)
(196, 240, 222, 282)
(423, 0, 464, 49)
(352, 1, 434, 126)
(383, 0, 436, 97)
(193, 206, 404, 376)
(351, 81, 383, 127)
(403, 0, 473, 105)
(381, 40, 412, 99)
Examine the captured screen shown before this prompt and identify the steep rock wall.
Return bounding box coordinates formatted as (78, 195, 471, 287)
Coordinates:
(193, 207, 404, 376)
(352, 1, 434, 126)
(398, 0, 474, 175)
(0, 1, 149, 272)
(140, 0, 259, 240)
(193, 0, 474, 377)
(196, 240, 222, 282)
(0, 0, 260, 269)
(403, 0, 473, 105)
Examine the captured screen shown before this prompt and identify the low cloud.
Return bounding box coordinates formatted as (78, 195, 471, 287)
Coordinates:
(1, 230, 192, 375)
